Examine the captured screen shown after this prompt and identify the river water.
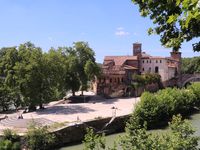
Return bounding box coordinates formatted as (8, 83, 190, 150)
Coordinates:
(60, 111, 200, 150)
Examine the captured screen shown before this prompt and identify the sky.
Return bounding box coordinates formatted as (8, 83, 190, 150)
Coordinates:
(0, 0, 199, 63)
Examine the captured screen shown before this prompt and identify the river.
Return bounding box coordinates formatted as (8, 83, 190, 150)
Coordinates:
(60, 111, 200, 150)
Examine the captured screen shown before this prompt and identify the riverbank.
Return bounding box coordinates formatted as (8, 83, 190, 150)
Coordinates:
(53, 114, 130, 148)
(60, 110, 200, 150)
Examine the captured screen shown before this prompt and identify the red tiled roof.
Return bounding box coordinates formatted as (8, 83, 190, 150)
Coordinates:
(104, 56, 138, 66)
(166, 57, 179, 61)
(149, 56, 166, 59)
(168, 64, 176, 68)
(123, 65, 138, 70)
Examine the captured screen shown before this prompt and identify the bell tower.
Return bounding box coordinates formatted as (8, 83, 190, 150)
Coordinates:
(133, 43, 142, 56)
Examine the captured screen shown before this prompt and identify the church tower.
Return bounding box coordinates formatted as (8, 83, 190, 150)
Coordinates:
(133, 43, 142, 56)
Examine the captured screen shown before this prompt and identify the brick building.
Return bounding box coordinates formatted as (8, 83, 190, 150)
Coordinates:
(93, 43, 181, 97)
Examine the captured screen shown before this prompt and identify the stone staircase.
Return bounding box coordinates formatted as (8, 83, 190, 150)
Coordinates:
(0, 116, 54, 128)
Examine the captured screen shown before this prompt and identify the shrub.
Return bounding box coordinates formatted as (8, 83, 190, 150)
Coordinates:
(134, 92, 166, 127)
(120, 115, 199, 150)
(188, 82, 200, 107)
(134, 84, 200, 127)
(83, 115, 199, 150)
(0, 129, 21, 150)
(25, 123, 55, 150)
(83, 128, 106, 150)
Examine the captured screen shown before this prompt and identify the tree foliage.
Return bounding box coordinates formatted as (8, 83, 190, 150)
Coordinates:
(132, 0, 200, 51)
(83, 128, 106, 150)
(25, 123, 55, 150)
(83, 115, 199, 150)
(132, 73, 161, 87)
(0, 129, 21, 150)
(120, 114, 199, 150)
(134, 83, 200, 128)
(182, 57, 200, 74)
(0, 41, 100, 111)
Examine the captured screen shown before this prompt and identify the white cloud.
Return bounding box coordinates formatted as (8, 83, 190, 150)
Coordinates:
(115, 30, 130, 36)
(115, 27, 130, 36)
(116, 27, 124, 30)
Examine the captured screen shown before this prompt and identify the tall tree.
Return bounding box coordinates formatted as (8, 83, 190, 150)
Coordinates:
(72, 42, 100, 95)
(14, 42, 60, 110)
(0, 47, 21, 109)
(132, 0, 200, 51)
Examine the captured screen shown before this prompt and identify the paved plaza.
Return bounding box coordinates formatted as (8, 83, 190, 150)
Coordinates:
(0, 92, 140, 134)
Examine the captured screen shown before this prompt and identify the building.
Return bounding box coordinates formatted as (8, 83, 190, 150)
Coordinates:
(93, 43, 181, 97)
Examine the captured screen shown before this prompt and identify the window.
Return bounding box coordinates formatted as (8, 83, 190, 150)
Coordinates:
(156, 60, 158, 63)
(121, 78, 124, 82)
(150, 60, 151, 63)
(143, 60, 144, 63)
(110, 78, 112, 83)
(142, 68, 144, 71)
(160, 60, 162, 63)
(147, 60, 148, 63)
(155, 66, 159, 73)
(118, 78, 120, 83)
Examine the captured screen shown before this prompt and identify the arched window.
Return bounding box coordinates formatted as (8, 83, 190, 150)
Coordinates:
(155, 66, 159, 73)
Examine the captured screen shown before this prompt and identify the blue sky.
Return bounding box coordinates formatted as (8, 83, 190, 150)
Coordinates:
(0, 0, 199, 63)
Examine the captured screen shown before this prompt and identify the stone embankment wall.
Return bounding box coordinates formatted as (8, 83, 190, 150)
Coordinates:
(53, 115, 130, 147)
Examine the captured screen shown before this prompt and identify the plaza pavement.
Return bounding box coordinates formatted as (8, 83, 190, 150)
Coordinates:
(0, 92, 140, 134)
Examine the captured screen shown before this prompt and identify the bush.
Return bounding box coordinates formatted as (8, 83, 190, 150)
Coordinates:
(188, 82, 200, 107)
(25, 123, 55, 150)
(0, 129, 21, 150)
(83, 115, 199, 150)
(120, 114, 199, 150)
(134, 92, 165, 127)
(134, 83, 200, 127)
(83, 128, 106, 150)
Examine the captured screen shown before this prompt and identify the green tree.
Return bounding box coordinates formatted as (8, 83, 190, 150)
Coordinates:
(182, 57, 200, 74)
(132, 0, 200, 51)
(14, 42, 62, 110)
(14, 42, 45, 110)
(0, 47, 21, 110)
(83, 128, 106, 150)
(0, 81, 12, 111)
(72, 42, 100, 95)
(64, 47, 81, 96)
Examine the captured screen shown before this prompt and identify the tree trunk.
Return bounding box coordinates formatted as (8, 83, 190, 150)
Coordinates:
(28, 104, 36, 112)
(72, 90, 75, 96)
(39, 103, 44, 109)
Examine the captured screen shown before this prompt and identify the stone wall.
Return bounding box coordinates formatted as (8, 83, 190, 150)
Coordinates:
(53, 115, 130, 148)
